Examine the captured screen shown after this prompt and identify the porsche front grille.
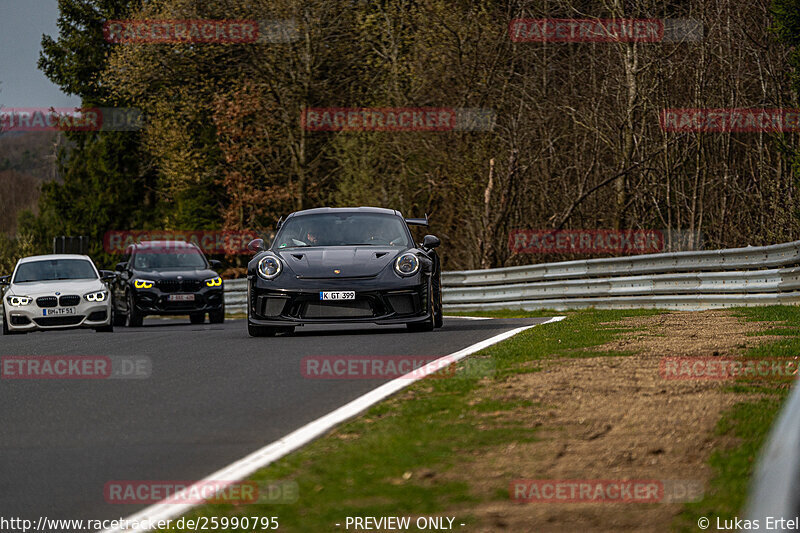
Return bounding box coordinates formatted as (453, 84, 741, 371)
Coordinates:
(302, 299, 374, 318)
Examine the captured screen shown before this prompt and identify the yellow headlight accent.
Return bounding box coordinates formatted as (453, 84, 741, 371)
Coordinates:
(206, 277, 222, 287)
(134, 280, 154, 289)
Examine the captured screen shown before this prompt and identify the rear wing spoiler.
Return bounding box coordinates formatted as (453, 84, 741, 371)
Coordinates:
(404, 214, 429, 227)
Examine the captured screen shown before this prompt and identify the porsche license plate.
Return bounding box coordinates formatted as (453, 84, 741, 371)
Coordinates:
(320, 291, 355, 301)
(43, 307, 76, 316)
(168, 294, 195, 302)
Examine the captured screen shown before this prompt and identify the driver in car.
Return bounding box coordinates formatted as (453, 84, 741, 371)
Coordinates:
(289, 222, 325, 246)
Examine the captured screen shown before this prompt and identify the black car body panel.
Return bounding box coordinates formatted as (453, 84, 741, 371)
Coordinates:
(247, 207, 441, 331)
(273, 246, 400, 279)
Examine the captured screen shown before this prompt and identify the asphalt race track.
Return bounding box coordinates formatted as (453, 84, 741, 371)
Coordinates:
(0, 316, 553, 525)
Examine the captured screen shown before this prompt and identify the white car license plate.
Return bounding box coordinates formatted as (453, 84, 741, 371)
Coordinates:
(168, 294, 195, 302)
(43, 307, 76, 316)
(320, 291, 355, 301)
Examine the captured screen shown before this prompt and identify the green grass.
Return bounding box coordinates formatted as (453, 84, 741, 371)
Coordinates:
(673, 306, 800, 532)
(446, 309, 570, 318)
(164, 306, 800, 532)
(673, 398, 786, 532)
(163, 309, 662, 532)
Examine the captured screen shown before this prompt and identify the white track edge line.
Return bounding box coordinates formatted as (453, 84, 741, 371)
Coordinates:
(103, 316, 566, 532)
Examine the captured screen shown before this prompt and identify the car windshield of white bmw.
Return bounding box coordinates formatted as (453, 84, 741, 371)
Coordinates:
(132, 249, 207, 270)
(275, 214, 411, 248)
(13, 259, 98, 282)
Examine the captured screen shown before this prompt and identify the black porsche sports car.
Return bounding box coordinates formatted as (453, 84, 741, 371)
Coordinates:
(111, 240, 225, 326)
(246, 207, 443, 337)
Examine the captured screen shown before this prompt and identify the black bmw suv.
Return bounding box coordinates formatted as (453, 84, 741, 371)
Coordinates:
(111, 240, 225, 326)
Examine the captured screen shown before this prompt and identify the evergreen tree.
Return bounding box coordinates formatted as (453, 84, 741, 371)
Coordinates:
(21, 0, 154, 267)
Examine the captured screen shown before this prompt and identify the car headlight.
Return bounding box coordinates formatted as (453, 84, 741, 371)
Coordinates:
(205, 276, 222, 287)
(7, 295, 32, 307)
(257, 256, 282, 280)
(84, 290, 108, 302)
(394, 253, 420, 276)
(134, 279, 155, 289)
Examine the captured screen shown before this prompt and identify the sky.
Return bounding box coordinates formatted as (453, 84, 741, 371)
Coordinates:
(0, 0, 81, 108)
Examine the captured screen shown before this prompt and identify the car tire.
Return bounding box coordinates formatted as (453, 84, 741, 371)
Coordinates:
(126, 292, 144, 327)
(190, 312, 205, 324)
(408, 279, 435, 332)
(248, 322, 276, 337)
(433, 270, 443, 329)
(2, 311, 12, 335)
(209, 309, 225, 324)
(112, 305, 126, 326)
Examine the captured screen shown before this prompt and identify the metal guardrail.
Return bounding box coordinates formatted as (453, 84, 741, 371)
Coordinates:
(441, 241, 800, 311)
(443, 241, 800, 285)
(224, 279, 248, 314)
(746, 379, 800, 531)
(220, 240, 800, 314)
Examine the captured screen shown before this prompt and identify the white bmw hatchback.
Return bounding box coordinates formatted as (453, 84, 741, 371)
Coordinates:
(0, 254, 115, 335)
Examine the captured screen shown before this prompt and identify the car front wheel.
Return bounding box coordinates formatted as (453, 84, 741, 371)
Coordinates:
(126, 292, 144, 327)
(2, 310, 14, 335)
(433, 271, 443, 328)
(408, 279, 435, 332)
(112, 305, 126, 326)
(209, 309, 225, 324)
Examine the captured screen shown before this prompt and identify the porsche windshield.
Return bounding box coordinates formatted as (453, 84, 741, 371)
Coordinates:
(13, 259, 97, 283)
(274, 213, 412, 248)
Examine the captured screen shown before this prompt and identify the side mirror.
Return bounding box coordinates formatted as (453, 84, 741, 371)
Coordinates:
(209, 259, 222, 269)
(99, 270, 116, 281)
(114, 262, 127, 272)
(0, 275, 9, 286)
(247, 238, 265, 253)
(422, 235, 441, 249)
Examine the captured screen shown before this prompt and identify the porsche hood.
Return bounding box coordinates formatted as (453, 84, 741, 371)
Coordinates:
(274, 246, 403, 278)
